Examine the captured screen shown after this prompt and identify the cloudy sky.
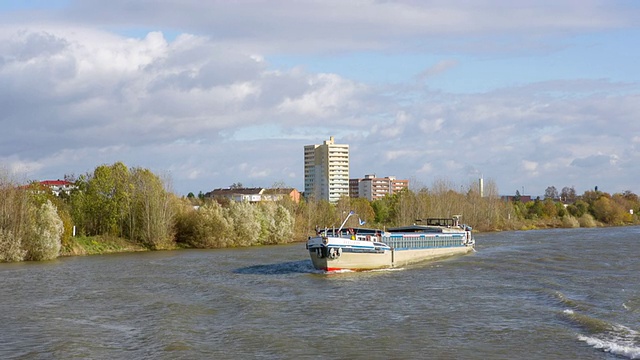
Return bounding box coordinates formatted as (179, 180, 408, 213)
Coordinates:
(1, 0, 639, 197)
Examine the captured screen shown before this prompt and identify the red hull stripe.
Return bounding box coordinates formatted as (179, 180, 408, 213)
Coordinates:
(326, 267, 345, 271)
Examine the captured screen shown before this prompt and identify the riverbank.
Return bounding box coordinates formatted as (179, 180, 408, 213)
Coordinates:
(61, 235, 149, 257)
(57, 218, 638, 258)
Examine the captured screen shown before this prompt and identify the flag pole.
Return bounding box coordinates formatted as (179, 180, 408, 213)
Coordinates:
(337, 210, 354, 233)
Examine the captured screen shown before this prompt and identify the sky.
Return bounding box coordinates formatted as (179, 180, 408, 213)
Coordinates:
(1, 0, 639, 197)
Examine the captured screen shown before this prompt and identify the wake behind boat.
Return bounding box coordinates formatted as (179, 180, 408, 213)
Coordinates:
(306, 212, 475, 271)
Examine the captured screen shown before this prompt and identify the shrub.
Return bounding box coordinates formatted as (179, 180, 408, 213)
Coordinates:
(175, 202, 233, 248)
(227, 201, 260, 246)
(561, 215, 580, 228)
(578, 213, 597, 228)
(24, 200, 63, 261)
(257, 202, 294, 245)
(0, 229, 26, 262)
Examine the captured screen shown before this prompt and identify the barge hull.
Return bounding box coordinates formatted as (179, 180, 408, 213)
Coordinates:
(309, 245, 472, 271)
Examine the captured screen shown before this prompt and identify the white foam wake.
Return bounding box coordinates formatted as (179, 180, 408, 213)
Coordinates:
(577, 327, 640, 359)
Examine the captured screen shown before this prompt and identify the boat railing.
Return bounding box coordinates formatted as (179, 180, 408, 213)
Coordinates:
(381, 234, 466, 250)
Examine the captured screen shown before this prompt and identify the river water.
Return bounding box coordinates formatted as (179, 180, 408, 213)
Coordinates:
(1, 226, 639, 359)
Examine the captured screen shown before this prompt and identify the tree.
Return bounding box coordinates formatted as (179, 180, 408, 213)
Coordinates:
(591, 197, 624, 224)
(514, 190, 521, 202)
(371, 198, 391, 224)
(130, 168, 176, 249)
(0, 171, 34, 262)
(541, 198, 558, 219)
(70, 162, 131, 237)
(621, 190, 639, 203)
(560, 186, 577, 203)
(349, 198, 376, 226)
(567, 200, 588, 218)
(526, 198, 544, 219)
(69, 162, 177, 248)
(544, 186, 558, 200)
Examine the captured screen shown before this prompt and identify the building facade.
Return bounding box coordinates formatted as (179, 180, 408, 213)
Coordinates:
(304, 136, 349, 203)
(205, 187, 301, 203)
(349, 174, 409, 201)
(39, 180, 75, 196)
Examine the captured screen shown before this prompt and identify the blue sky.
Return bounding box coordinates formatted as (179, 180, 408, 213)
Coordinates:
(1, 0, 639, 197)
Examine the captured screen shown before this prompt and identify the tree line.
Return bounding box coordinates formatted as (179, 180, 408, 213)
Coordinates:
(1, 162, 639, 262)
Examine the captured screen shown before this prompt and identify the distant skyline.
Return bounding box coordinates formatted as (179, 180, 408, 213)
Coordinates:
(1, 1, 639, 196)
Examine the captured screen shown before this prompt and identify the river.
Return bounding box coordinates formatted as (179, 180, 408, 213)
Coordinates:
(1, 226, 639, 359)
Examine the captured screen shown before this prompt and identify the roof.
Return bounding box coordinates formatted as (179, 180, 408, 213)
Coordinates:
(40, 180, 73, 186)
(206, 187, 264, 197)
(262, 188, 298, 195)
(387, 225, 444, 233)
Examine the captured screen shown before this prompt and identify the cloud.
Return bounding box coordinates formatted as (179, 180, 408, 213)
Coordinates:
(570, 154, 617, 168)
(522, 160, 539, 173)
(4, 1, 638, 55)
(0, 2, 639, 196)
(277, 73, 364, 117)
(416, 60, 458, 81)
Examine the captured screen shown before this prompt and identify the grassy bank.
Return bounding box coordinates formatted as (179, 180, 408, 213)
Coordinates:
(61, 235, 149, 256)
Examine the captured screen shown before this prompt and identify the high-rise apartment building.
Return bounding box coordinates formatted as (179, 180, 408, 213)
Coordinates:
(304, 136, 349, 202)
(349, 174, 409, 201)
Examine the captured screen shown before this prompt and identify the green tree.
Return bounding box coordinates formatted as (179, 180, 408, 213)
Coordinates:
(592, 197, 626, 225)
(526, 198, 544, 219)
(71, 162, 131, 237)
(541, 198, 558, 218)
(130, 168, 176, 249)
(350, 198, 376, 226)
(371, 198, 391, 224)
(567, 200, 589, 218)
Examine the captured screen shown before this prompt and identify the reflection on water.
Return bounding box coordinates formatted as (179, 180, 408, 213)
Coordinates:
(0, 229, 639, 359)
(234, 260, 315, 275)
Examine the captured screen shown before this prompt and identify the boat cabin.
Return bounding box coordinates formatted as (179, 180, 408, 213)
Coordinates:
(388, 216, 463, 233)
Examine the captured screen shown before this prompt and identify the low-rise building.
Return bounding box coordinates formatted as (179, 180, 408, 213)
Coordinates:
(39, 180, 75, 196)
(205, 187, 301, 203)
(262, 188, 301, 203)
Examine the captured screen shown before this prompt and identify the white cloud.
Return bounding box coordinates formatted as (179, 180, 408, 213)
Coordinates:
(417, 163, 433, 174)
(0, 2, 639, 196)
(522, 160, 539, 173)
(277, 73, 362, 117)
(0, 156, 44, 176)
(419, 118, 444, 133)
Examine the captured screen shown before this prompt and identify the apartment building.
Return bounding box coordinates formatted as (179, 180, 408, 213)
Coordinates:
(304, 136, 349, 202)
(350, 174, 409, 201)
